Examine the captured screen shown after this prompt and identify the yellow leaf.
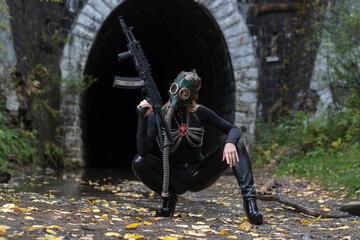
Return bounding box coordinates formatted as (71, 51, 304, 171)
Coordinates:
(104, 232, 121, 237)
(238, 221, 251, 232)
(123, 233, 144, 239)
(158, 237, 177, 240)
(136, 217, 142, 220)
(228, 236, 238, 239)
(264, 208, 272, 212)
(24, 216, 35, 220)
(24, 227, 40, 231)
(299, 219, 310, 225)
(250, 233, 262, 236)
(170, 234, 184, 238)
(143, 222, 152, 225)
(126, 223, 141, 229)
(310, 216, 321, 222)
(46, 229, 57, 235)
(100, 214, 108, 220)
(47, 226, 62, 230)
(219, 230, 229, 235)
(274, 227, 286, 231)
(176, 224, 188, 228)
(0, 225, 11, 235)
(337, 225, 350, 230)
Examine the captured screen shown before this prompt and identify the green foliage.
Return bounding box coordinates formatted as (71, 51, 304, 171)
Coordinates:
(252, 104, 360, 196)
(252, 0, 360, 197)
(275, 142, 360, 198)
(0, 0, 11, 58)
(44, 143, 65, 169)
(63, 73, 98, 94)
(0, 112, 39, 172)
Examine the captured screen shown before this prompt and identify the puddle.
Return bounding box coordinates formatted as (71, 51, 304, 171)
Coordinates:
(7, 168, 137, 198)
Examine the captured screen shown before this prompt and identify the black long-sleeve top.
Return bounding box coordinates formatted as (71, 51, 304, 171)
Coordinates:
(136, 105, 242, 167)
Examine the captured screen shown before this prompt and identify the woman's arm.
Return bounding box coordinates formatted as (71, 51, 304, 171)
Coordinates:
(197, 106, 242, 167)
(197, 106, 242, 144)
(136, 100, 157, 156)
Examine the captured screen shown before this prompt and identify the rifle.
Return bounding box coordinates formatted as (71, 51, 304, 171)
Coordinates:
(113, 17, 174, 148)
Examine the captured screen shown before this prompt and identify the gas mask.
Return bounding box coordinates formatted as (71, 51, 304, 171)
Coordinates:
(169, 71, 201, 109)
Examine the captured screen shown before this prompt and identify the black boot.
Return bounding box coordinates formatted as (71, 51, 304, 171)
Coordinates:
(244, 198, 263, 225)
(156, 193, 178, 217)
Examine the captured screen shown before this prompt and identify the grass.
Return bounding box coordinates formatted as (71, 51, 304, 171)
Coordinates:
(252, 106, 360, 197)
(274, 142, 360, 197)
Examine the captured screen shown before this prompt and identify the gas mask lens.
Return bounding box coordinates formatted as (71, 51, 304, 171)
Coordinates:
(169, 83, 178, 95)
(179, 88, 190, 100)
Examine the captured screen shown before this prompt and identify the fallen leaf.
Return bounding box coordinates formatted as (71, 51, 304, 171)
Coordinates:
(310, 216, 322, 222)
(24, 216, 35, 220)
(100, 214, 108, 220)
(0, 225, 11, 235)
(249, 232, 261, 237)
(158, 237, 177, 240)
(123, 233, 144, 239)
(228, 236, 238, 239)
(219, 230, 229, 235)
(47, 226, 62, 230)
(299, 219, 310, 225)
(46, 229, 57, 235)
(176, 225, 188, 228)
(182, 230, 206, 237)
(126, 223, 141, 229)
(170, 234, 184, 238)
(104, 232, 121, 237)
(337, 225, 350, 230)
(24, 226, 41, 231)
(238, 221, 251, 231)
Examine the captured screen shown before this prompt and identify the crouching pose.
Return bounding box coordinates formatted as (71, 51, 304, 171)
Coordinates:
(132, 70, 263, 225)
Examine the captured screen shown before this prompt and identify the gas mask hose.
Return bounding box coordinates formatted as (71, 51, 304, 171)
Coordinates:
(161, 107, 175, 198)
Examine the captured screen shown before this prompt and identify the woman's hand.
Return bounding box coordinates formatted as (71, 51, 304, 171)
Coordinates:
(137, 99, 153, 117)
(222, 142, 239, 167)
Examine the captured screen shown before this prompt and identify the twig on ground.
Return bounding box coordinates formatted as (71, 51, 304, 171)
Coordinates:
(257, 194, 349, 218)
(258, 179, 276, 195)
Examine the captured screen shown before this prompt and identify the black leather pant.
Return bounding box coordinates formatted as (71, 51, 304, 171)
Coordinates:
(132, 140, 256, 198)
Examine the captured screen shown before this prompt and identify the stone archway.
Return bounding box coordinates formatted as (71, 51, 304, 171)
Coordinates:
(60, 0, 258, 167)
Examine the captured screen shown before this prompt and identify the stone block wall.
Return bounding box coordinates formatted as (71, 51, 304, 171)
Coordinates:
(1, 0, 319, 167)
(3, 0, 86, 145)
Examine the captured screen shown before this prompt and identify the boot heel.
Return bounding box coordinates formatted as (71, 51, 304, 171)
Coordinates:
(156, 194, 178, 217)
(244, 198, 263, 225)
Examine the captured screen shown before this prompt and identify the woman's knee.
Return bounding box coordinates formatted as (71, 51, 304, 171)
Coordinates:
(235, 139, 246, 152)
(132, 154, 161, 172)
(132, 154, 146, 172)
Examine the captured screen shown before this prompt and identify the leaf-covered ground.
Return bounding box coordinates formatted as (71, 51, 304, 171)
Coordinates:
(0, 168, 359, 240)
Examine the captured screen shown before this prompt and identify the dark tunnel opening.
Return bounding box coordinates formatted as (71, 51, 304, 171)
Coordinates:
(82, 0, 235, 168)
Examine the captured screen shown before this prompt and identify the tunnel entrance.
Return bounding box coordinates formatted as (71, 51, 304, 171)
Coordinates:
(82, 0, 235, 168)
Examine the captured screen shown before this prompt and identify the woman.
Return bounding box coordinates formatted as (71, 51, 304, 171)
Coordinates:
(132, 70, 263, 225)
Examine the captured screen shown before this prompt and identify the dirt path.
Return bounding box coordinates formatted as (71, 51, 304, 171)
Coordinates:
(0, 168, 359, 239)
